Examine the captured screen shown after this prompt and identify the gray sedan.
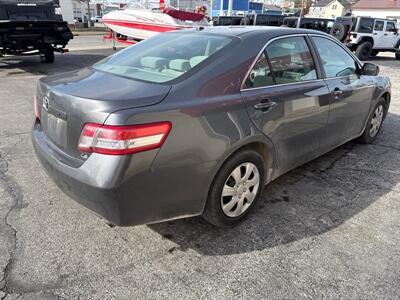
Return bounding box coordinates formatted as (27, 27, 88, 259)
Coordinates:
(32, 27, 391, 227)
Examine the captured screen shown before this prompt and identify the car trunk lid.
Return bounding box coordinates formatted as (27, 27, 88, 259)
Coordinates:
(36, 68, 171, 163)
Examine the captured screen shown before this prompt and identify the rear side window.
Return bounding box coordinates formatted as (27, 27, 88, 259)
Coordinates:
(374, 20, 384, 31)
(312, 36, 358, 78)
(243, 36, 318, 89)
(358, 18, 374, 33)
(266, 37, 317, 84)
(243, 53, 274, 89)
(94, 33, 233, 83)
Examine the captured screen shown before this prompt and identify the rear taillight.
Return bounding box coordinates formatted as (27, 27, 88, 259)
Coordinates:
(34, 95, 40, 120)
(78, 122, 172, 155)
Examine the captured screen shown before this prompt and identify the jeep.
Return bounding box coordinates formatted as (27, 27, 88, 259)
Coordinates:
(339, 16, 400, 60)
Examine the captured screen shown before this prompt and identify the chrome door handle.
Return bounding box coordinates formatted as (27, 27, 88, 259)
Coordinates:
(254, 100, 277, 112)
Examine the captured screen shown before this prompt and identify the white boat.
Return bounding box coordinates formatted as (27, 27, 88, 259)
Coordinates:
(102, 1, 210, 42)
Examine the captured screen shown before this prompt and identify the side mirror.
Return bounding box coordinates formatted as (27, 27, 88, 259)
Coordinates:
(362, 63, 379, 76)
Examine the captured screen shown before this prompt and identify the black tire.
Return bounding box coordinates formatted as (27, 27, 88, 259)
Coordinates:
(41, 47, 55, 63)
(330, 23, 347, 41)
(203, 149, 265, 228)
(357, 98, 386, 144)
(355, 41, 373, 60)
(396, 52, 400, 60)
(240, 17, 251, 25)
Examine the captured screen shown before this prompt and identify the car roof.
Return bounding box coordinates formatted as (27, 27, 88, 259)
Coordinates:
(188, 26, 331, 38)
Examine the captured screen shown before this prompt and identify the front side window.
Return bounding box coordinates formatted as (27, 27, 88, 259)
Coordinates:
(374, 20, 384, 31)
(94, 33, 233, 83)
(312, 36, 358, 78)
(266, 36, 317, 84)
(386, 21, 396, 32)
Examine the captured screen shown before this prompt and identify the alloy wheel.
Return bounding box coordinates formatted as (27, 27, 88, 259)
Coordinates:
(369, 104, 384, 138)
(221, 162, 260, 218)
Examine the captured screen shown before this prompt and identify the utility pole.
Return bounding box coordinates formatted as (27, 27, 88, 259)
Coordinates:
(300, 0, 304, 16)
(227, 0, 233, 16)
(86, 0, 91, 28)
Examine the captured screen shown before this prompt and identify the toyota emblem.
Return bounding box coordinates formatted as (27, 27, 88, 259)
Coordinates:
(42, 93, 50, 112)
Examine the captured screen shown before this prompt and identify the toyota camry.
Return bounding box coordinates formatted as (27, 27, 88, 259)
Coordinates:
(32, 27, 391, 227)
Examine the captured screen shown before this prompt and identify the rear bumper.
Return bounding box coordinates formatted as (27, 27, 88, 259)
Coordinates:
(0, 20, 72, 50)
(32, 120, 208, 226)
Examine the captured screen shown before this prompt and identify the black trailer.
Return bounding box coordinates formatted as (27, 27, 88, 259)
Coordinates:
(0, 0, 73, 63)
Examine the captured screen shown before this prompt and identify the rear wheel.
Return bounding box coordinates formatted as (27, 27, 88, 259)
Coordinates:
(396, 52, 400, 60)
(355, 41, 373, 60)
(358, 98, 385, 144)
(203, 149, 265, 227)
(40, 45, 55, 63)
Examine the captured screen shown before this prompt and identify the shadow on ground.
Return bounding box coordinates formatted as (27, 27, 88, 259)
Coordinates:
(149, 112, 400, 256)
(0, 49, 113, 77)
(369, 55, 400, 67)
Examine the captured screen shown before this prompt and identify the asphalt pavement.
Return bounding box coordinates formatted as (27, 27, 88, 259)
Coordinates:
(0, 36, 400, 299)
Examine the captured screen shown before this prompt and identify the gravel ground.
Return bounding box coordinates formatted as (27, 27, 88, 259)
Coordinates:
(0, 36, 400, 299)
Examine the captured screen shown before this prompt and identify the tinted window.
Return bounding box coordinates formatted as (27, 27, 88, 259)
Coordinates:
(300, 19, 331, 32)
(243, 53, 273, 89)
(283, 18, 298, 28)
(266, 37, 317, 84)
(312, 36, 358, 78)
(358, 18, 374, 33)
(386, 21, 396, 32)
(94, 33, 232, 83)
(374, 20, 384, 31)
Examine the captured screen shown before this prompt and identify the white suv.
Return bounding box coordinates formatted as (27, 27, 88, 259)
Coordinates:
(343, 17, 400, 60)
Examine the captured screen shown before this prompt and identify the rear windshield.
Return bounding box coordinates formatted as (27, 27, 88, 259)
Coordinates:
(94, 33, 233, 83)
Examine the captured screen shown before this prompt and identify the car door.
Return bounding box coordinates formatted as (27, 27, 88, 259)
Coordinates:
(384, 21, 398, 49)
(373, 20, 386, 49)
(241, 35, 331, 174)
(310, 35, 375, 152)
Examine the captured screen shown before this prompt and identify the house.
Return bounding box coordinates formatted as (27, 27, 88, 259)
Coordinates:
(352, 0, 400, 21)
(308, 0, 352, 18)
(282, 0, 313, 15)
(59, 0, 98, 24)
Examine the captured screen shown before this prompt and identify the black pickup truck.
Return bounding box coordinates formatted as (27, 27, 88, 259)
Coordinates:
(0, 0, 72, 63)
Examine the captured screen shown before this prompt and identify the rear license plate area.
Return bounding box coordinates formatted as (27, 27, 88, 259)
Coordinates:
(46, 113, 67, 148)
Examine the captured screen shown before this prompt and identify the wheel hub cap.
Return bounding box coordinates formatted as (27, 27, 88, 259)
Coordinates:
(369, 104, 384, 138)
(221, 162, 260, 218)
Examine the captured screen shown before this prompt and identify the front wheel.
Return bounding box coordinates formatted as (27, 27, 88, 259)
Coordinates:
(357, 98, 386, 144)
(396, 52, 400, 60)
(203, 149, 265, 227)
